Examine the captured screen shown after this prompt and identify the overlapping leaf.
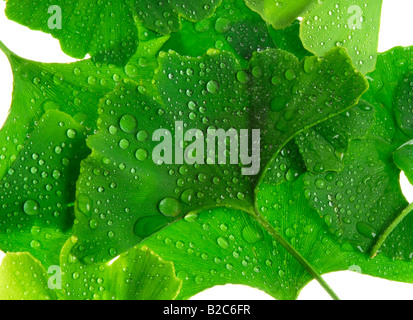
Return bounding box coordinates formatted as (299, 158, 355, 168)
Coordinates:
(0, 252, 57, 300)
(5, 0, 222, 65)
(0, 0, 412, 301)
(0, 110, 88, 267)
(304, 47, 413, 260)
(0, 33, 167, 180)
(300, 0, 383, 74)
(295, 100, 375, 173)
(0, 246, 182, 300)
(68, 47, 367, 300)
(161, 0, 309, 64)
(244, 0, 316, 29)
(60, 239, 182, 300)
(144, 174, 413, 299)
(244, 0, 383, 74)
(394, 141, 413, 185)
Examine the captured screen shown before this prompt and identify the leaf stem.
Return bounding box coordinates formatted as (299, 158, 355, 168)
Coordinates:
(0, 40, 12, 57)
(370, 201, 413, 258)
(252, 205, 340, 300)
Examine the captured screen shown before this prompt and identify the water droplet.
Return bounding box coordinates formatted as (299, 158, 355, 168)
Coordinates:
(315, 179, 326, 189)
(285, 228, 295, 238)
(285, 169, 297, 181)
(206, 80, 219, 94)
(198, 173, 207, 182)
(180, 189, 194, 204)
(186, 68, 194, 76)
(217, 237, 229, 249)
(215, 18, 231, 33)
(284, 69, 296, 81)
(242, 226, 263, 244)
(108, 125, 118, 135)
(137, 130, 149, 142)
(53, 73, 64, 85)
(304, 225, 314, 234)
(135, 149, 148, 161)
(133, 216, 169, 238)
(252, 66, 262, 78)
(119, 138, 130, 150)
(237, 192, 245, 200)
(66, 129, 77, 139)
(356, 222, 377, 239)
(30, 240, 41, 249)
(32, 77, 41, 85)
(119, 114, 138, 133)
(52, 170, 61, 179)
(324, 215, 333, 227)
(87, 76, 97, 85)
(23, 200, 40, 216)
(304, 57, 316, 74)
(89, 219, 98, 230)
(236, 71, 249, 84)
(158, 198, 182, 217)
(270, 97, 287, 112)
(184, 212, 198, 222)
(77, 194, 92, 217)
(125, 64, 139, 77)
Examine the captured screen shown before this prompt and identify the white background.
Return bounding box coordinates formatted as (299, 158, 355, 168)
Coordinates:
(0, 0, 412, 300)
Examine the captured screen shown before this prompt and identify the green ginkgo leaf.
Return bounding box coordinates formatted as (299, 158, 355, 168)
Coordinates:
(300, 0, 383, 74)
(60, 239, 182, 300)
(0, 252, 57, 300)
(0, 247, 182, 300)
(243, 0, 383, 74)
(161, 0, 309, 64)
(303, 133, 409, 255)
(69, 47, 366, 299)
(357, 47, 413, 260)
(394, 141, 413, 185)
(295, 100, 375, 173)
(0, 34, 167, 180)
(0, 110, 89, 267)
(1, 0, 412, 301)
(304, 47, 413, 260)
(243, 0, 317, 29)
(5, 0, 222, 65)
(143, 174, 413, 300)
(394, 72, 413, 139)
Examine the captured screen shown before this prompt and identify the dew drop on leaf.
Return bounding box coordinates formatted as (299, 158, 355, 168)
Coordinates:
(119, 114, 138, 133)
(133, 216, 169, 238)
(77, 194, 92, 217)
(356, 221, 377, 239)
(119, 138, 130, 150)
(66, 129, 77, 139)
(158, 197, 183, 217)
(217, 237, 229, 249)
(135, 149, 148, 161)
(23, 200, 40, 216)
(30, 240, 41, 249)
(284, 69, 296, 81)
(206, 80, 219, 93)
(242, 225, 263, 244)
